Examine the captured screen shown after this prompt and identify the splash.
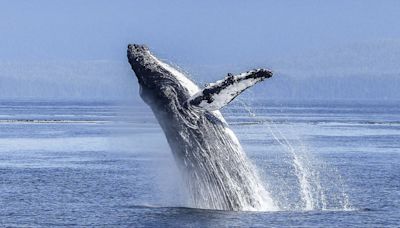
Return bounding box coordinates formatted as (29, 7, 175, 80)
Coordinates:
(173, 104, 279, 211)
(234, 98, 352, 211)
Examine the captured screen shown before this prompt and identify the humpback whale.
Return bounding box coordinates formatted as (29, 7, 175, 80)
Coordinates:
(127, 44, 277, 211)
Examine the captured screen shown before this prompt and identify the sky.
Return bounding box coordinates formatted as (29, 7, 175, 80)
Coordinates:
(0, 0, 399, 101)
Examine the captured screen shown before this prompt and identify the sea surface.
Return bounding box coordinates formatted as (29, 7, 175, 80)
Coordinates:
(0, 99, 399, 227)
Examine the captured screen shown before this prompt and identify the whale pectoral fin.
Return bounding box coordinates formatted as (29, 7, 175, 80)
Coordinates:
(187, 69, 273, 111)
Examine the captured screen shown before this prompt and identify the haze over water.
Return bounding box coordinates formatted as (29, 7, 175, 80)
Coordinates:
(1, 1, 400, 102)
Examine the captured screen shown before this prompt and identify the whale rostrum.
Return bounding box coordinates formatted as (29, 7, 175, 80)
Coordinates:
(127, 44, 277, 211)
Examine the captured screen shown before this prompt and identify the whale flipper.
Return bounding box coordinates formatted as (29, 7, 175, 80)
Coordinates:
(188, 69, 273, 111)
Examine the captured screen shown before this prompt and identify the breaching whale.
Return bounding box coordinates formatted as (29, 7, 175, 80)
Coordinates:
(127, 44, 277, 211)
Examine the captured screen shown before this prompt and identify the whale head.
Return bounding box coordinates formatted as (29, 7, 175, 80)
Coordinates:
(127, 44, 198, 107)
(128, 44, 273, 115)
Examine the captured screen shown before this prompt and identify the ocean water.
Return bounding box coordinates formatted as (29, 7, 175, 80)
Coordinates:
(0, 99, 399, 227)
